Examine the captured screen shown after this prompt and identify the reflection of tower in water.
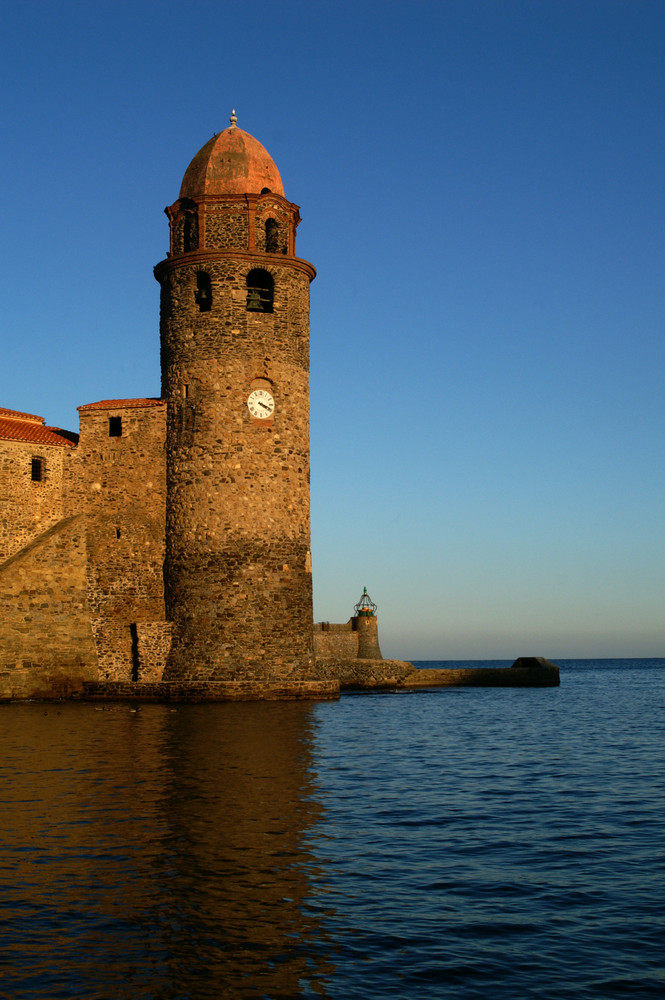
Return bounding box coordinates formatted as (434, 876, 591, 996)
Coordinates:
(0, 703, 334, 998)
(156, 702, 335, 996)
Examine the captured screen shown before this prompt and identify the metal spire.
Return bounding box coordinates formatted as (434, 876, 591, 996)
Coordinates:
(229, 109, 238, 129)
(354, 587, 377, 617)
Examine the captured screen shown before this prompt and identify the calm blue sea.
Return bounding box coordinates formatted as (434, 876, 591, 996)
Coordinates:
(1, 658, 664, 999)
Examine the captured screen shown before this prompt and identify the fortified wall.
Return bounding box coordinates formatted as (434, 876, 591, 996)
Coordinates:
(0, 406, 392, 699)
(0, 401, 171, 697)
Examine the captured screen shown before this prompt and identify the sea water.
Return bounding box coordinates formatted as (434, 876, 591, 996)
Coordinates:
(1, 659, 663, 999)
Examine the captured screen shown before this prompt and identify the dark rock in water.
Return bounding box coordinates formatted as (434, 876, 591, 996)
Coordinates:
(511, 656, 559, 670)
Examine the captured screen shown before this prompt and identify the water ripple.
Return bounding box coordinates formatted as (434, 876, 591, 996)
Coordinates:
(1, 662, 664, 997)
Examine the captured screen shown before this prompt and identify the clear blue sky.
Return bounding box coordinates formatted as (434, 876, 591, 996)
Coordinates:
(1, 0, 663, 659)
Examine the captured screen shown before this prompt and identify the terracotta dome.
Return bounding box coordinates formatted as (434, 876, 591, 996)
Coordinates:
(179, 116, 284, 199)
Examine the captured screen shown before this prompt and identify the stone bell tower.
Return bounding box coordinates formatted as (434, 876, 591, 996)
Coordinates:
(154, 113, 316, 681)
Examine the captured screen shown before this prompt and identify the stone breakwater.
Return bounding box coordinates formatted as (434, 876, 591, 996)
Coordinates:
(309, 659, 417, 689)
(399, 662, 561, 689)
(290, 656, 560, 693)
(0, 657, 559, 702)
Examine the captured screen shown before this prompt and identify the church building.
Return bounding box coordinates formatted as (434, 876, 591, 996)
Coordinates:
(0, 116, 393, 700)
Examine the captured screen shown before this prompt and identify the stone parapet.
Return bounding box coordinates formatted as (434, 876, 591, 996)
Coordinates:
(313, 623, 358, 660)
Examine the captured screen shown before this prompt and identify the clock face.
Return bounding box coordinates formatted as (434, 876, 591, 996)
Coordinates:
(247, 388, 275, 419)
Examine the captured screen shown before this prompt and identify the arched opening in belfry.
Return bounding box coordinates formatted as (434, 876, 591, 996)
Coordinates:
(183, 209, 199, 252)
(195, 272, 212, 312)
(265, 218, 279, 253)
(246, 269, 274, 313)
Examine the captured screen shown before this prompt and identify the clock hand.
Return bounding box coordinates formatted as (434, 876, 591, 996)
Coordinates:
(258, 400, 270, 410)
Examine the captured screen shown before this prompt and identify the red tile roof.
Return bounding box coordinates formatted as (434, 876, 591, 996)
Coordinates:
(77, 398, 165, 411)
(0, 407, 44, 423)
(0, 415, 78, 447)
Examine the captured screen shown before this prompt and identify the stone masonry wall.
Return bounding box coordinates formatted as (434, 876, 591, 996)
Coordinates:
(312, 617, 383, 660)
(313, 622, 359, 660)
(89, 617, 133, 681)
(255, 199, 291, 254)
(88, 619, 172, 683)
(159, 251, 315, 681)
(203, 207, 249, 250)
(0, 402, 169, 693)
(62, 400, 168, 682)
(0, 440, 67, 562)
(355, 615, 383, 659)
(0, 515, 98, 698)
(136, 622, 174, 682)
(65, 401, 167, 623)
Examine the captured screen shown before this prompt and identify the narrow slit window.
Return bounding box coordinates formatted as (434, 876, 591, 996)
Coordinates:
(195, 272, 212, 312)
(265, 218, 279, 253)
(130, 623, 139, 682)
(31, 457, 44, 482)
(183, 210, 199, 252)
(246, 269, 274, 313)
(109, 416, 122, 437)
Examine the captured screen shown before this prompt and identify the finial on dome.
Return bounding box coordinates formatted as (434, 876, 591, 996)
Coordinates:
(229, 109, 238, 129)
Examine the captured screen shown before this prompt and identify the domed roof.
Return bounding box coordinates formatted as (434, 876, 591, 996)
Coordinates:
(179, 112, 284, 199)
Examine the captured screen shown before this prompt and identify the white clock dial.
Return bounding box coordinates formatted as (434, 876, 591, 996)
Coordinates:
(247, 388, 275, 419)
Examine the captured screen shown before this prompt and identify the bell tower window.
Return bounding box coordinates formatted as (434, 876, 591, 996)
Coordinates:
(195, 272, 212, 312)
(109, 416, 122, 437)
(265, 218, 279, 253)
(183, 210, 199, 252)
(246, 269, 274, 313)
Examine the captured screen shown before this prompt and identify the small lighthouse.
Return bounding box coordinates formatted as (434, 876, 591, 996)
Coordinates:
(354, 587, 377, 617)
(353, 587, 382, 658)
